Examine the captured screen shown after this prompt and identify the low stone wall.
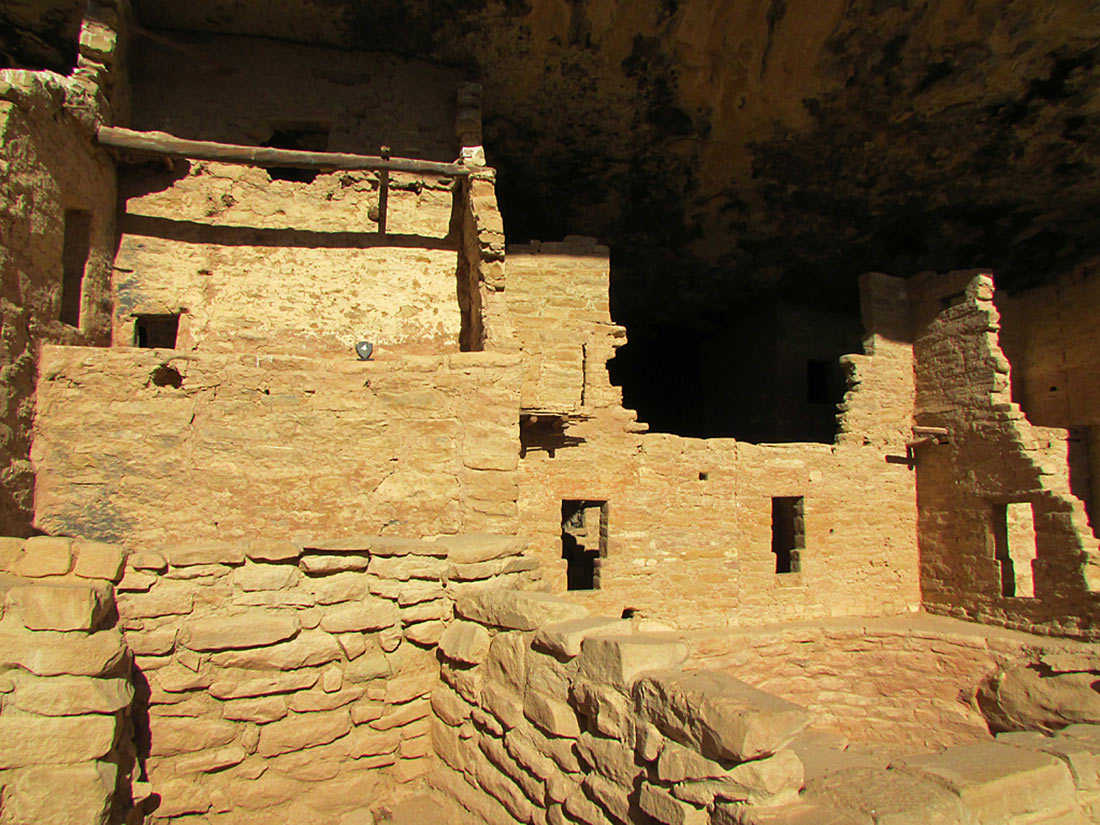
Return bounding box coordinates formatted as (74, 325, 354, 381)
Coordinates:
(428, 589, 811, 825)
(115, 533, 542, 824)
(0, 536, 132, 825)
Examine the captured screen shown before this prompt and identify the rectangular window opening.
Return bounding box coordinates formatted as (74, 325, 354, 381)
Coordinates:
(772, 496, 804, 574)
(60, 210, 92, 327)
(994, 501, 1037, 598)
(134, 314, 180, 349)
(562, 500, 608, 591)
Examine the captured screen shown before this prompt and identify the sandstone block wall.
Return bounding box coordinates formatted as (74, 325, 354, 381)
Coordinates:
(913, 270, 1100, 638)
(426, 586, 1100, 825)
(116, 533, 542, 824)
(0, 71, 117, 535)
(32, 347, 521, 545)
(0, 536, 132, 825)
(511, 258, 920, 628)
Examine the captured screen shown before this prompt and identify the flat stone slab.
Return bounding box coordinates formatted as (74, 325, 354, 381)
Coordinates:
(533, 616, 631, 659)
(634, 669, 809, 762)
(438, 620, 491, 664)
(181, 614, 300, 651)
(435, 534, 527, 565)
(455, 589, 588, 630)
(893, 741, 1077, 823)
(579, 635, 690, 690)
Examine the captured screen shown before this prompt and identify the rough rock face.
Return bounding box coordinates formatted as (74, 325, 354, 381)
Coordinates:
(10, 1, 1100, 325)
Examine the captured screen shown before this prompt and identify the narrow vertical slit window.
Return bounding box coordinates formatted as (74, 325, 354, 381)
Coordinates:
(994, 502, 1037, 597)
(60, 210, 92, 327)
(135, 314, 180, 349)
(562, 499, 608, 590)
(772, 496, 804, 574)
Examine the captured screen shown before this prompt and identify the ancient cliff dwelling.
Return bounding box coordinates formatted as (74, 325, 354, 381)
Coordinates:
(3, 1, 1100, 823)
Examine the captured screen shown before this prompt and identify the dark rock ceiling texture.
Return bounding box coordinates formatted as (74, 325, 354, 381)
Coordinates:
(5, 0, 1100, 329)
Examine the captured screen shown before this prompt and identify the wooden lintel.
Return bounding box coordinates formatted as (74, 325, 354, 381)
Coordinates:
(96, 126, 470, 177)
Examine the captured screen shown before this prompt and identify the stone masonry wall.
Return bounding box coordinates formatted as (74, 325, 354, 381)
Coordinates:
(32, 347, 521, 546)
(114, 533, 542, 824)
(427, 586, 1100, 825)
(0, 72, 116, 535)
(913, 270, 1100, 639)
(511, 255, 920, 629)
(997, 262, 1100, 529)
(0, 536, 133, 825)
(115, 35, 466, 356)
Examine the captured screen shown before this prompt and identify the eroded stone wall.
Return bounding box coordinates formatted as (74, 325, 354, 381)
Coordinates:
(0, 536, 132, 825)
(913, 270, 1100, 638)
(0, 72, 116, 534)
(114, 533, 541, 824)
(32, 347, 521, 545)
(510, 251, 920, 629)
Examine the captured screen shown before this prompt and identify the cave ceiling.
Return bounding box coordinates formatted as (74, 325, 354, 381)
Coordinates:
(6, 0, 1100, 329)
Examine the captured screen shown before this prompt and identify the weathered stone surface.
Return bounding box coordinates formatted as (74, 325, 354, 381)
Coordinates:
(432, 683, 474, 726)
(256, 709, 352, 757)
(673, 750, 805, 806)
(576, 731, 639, 786)
(300, 554, 369, 574)
(980, 664, 1100, 733)
(13, 536, 73, 577)
(6, 762, 117, 825)
(571, 678, 631, 738)
(148, 717, 239, 756)
(640, 782, 710, 825)
(8, 582, 109, 631)
(895, 741, 1078, 823)
(0, 537, 22, 572)
(634, 670, 810, 762)
(208, 669, 319, 699)
(289, 686, 365, 712)
(12, 674, 133, 716)
(578, 635, 690, 690)
(525, 689, 582, 738)
(246, 538, 302, 562)
(348, 727, 401, 757)
(209, 629, 341, 670)
(436, 534, 527, 564)
(396, 580, 446, 606)
(117, 584, 194, 618)
(369, 536, 448, 557)
(181, 614, 300, 651)
(125, 626, 178, 656)
(535, 616, 631, 659)
(0, 715, 118, 767)
(803, 764, 964, 825)
(221, 695, 289, 724)
(370, 698, 431, 730)
(481, 681, 525, 730)
(0, 624, 128, 676)
(319, 598, 398, 632)
(345, 653, 392, 683)
(129, 550, 168, 571)
(368, 554, 449, 581)
(73, 541, 127, 581)
(385, 670, 436, 704)
(438, 620, 492, 664)
(405, 620, 446, 645)
(457, 589, 588, 630)
(165, 542, 243, 566)
(234, 562, 297, 591)
(164, 744, 248, 775)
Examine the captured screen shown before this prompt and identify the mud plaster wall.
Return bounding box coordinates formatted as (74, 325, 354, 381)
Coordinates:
(996, 263, 1100, 529)
(913, 270, 1100, 639)
(115, 36, 463, 356)
(510, 251, 921, 629)
(0, 72, 116, 536)
(31, 347, 521, 546)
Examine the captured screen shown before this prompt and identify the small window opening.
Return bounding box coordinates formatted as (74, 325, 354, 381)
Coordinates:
(263, 126, 330, 183)
(135, 314, 180, 349)
(772, 496, 804, 574)
(520, 413, 583, 457)
(562, 500, 608, 590)
(698, 471, 709, 481)
(994, 502, 1037, 598)
(60, 210, 92, 327)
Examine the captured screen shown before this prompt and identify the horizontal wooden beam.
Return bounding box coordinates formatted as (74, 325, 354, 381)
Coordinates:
(97, 126, 471, 177)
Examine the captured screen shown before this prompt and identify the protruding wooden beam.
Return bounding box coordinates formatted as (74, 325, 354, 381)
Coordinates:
(97, 126, 470, 177)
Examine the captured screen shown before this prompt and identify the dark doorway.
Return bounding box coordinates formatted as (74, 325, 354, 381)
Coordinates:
(60, 210, 92, 327)
(561, 500, 608, 590)
(772, 496, 804, 574)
